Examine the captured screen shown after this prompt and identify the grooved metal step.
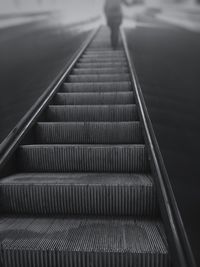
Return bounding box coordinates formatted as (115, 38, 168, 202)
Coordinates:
(0, 217, 169, 267)
(54, 92, 134, 105)
(36, 122, 143, 144)
(86, 45, 120, 48)
(76, 62, 128, 68)
(46, 105, 138, 122)
(18, 144, 149, 172)
(79, 58, 127, 63)
(82, 54, 126, 59)
(87, 49, 124, 52)
(88, 44, 122, 49)
(84, 51, 125, 56)
(62, 82, 132, 92)
(0, 173, 157, 216)
(68, 74, 130, 83)
(73, 67, 128, 75)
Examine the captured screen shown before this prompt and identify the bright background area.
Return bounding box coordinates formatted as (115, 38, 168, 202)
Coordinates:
(0, 0, 104, 29)
(0, 0, 103, 17)
(0, 0, 199, 16)
(1, 0, 200, 31)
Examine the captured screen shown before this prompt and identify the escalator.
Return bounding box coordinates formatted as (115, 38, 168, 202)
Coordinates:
(0, 26, 195, 267)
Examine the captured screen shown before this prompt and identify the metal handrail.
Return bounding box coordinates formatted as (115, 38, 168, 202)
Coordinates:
(121, 27, 196, 267)
(0, 26, 100, 171)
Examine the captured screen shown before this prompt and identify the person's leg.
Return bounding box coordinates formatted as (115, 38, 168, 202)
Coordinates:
(111, 26, 114, 48)
(113, 25, 119, 49)
(111, 25, 119, 49)
(107, 22, 114, 48)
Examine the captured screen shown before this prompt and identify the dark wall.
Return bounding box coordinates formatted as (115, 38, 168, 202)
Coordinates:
(0, 21, 91, 143)
(126, 25, 200, 266)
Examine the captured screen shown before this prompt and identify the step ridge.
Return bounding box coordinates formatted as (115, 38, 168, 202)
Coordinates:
(76, 62, 128, 68)
(36, 121, 143, 144)
(46, 105, 138, 122)
(79, 58, 127, 62)
(0, 216, 169, 267)
(73, 68, 129, 74)
(18, 144, 150, 172)
(62, 82, 132, 92)
(68, 74, 130, 83)
(82, 54, 126, 59)
(0, 173, 158, 216)
(54, 92, 134, 105)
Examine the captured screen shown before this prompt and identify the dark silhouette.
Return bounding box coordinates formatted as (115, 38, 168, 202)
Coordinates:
(104, 0, 122, 49)
(104, 0, 132, 49)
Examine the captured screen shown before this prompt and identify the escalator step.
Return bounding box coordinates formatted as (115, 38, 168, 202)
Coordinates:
(76, 62, 128, 68)
(18, 144, 149, 172)
(82, 54, 126, 59)
(68, 74, 130, 82)
(36, 122, 143, 144)
(46, 105, 138, 122)
(87, 48, 123, 52)
(79, 57, 127, 63)
(0, 173, 157, 216)
(54, 92, 134, 105)
(62, 82, 132, 92)
(73, 67, 128, 74)
(0, 217, 169, 267)
(84, 51, 125, 56)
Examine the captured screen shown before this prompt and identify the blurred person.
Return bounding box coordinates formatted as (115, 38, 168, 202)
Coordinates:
(104, 0, 122, 49)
